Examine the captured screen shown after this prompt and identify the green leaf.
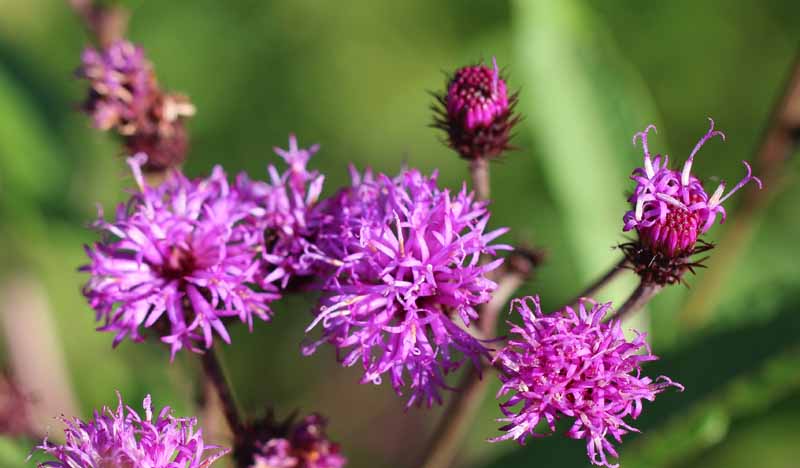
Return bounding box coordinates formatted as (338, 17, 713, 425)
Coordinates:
(0, 437, 32, 466)
(622, 347, 800, 468)
(0, 64, 65, 203)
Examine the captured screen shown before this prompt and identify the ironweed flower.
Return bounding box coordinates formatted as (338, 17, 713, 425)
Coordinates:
(433, 58, 519, 160)
(77, 40, 195, 171)
(237, 135, 325, 290)
(491, 296, 682, 468)
(303, 167, 510, 407)
(621, 119, 761, 284)
(33, 392, 227, 467)
(247, 414, 346, 468)
(81, 155, 278, 358)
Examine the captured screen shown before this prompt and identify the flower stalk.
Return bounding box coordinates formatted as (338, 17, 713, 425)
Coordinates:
(609, 281, 663, 323)
(200, 349, 243, 436)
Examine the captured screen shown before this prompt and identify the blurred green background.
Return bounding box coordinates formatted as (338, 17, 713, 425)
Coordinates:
(1, 0, 799, 467)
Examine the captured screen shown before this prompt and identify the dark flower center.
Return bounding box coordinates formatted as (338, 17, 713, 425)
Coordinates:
(160, 246, 197, 280)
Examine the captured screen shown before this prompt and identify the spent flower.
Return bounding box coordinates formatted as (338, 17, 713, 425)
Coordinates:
(247, 414, 346, 468)
(77, 40, 195, 171)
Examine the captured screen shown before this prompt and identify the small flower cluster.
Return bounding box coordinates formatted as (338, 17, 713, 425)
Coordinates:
(238, 135, 326, 289)
(81, 140, 511, 409)
(303, 167, 510, 407)
(249, 414, 346, 468)
(491, 297, 682, 468)
(34, 393, 227, 467)
(82, 154, 280, 358)
(78, 40, 195, 171)
(621, 119, 761, 283)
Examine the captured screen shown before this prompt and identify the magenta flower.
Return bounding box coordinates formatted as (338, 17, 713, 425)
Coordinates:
(34, 392, 228, 467)
(491, 296, 682, 468)
(623, 119, 761, 258)
(81, 155, 279, 358)
(303, 167, 510, 407)
(433, 58, 519, 159)
(249, 414, 346, 468)
(238, 135, 326, 289)
(77, 40, 195, 171)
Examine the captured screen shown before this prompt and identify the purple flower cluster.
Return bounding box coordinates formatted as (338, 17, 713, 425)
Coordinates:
(491, 296, 682, 468)
(238, 135, 326, 289)
(34, 392, 227, 467)
(77, 40, 195, 171)
(303, 168, 510, 407)
(250, 414, 346, 468)
(623, 119, 761, 257)
(82, 154, 279, 358)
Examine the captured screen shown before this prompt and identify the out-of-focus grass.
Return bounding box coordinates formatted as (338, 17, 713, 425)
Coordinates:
(0, 1, 798, 467)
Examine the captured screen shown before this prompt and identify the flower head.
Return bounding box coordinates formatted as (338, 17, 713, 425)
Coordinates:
(77, 40, 195, 171)
(623, 119, 761, 259)
(34, 392, 228, 467)
(81, 155, 278, 358)
(303, 167, 510, 407)
(491, 296, 682, 468)
(433, 58, 519, 160)
(248, 414, 346, 468)
(238, 135, 325, 289)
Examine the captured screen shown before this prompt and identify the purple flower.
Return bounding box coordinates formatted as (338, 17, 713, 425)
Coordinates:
(433, 58, 519, 159)
(491, 296, 682, 468)
(77, 40, 195, 171)
(303, 167, 510, 407)
(33, 392, 228, 467)
(81, 155, 279, 358)
(237, 135, 326, 289)
(250, 414, 346, 468)
(623, 119, 761, 258)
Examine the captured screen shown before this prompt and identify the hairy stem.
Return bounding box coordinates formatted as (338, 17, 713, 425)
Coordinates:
(609, 282, 662, 323)
(419, 251, 537, 468)
(561, 257, 629, 310)
(470, 157, 490, 201)
(200, 348, 243, 435)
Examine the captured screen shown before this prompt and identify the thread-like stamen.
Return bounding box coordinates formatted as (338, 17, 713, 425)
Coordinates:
(682, 117, 726, 186)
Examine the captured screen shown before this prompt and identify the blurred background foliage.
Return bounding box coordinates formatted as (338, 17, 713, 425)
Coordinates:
(1, 0, 799, 467)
